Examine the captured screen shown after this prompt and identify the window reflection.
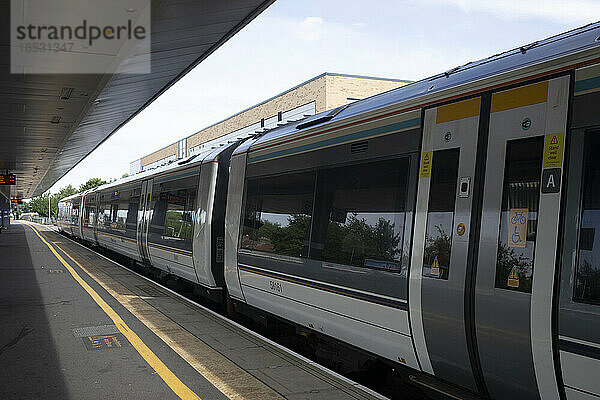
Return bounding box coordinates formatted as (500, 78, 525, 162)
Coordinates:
(575, 133, 600, 304)
(84, 203, 96, 228)
(423, 148, 459, 280)
(495, 137, 543, 293)
(71, 202, 80, 225)
(148, 173, 199, 251)
(315, 158, 410, 273)
(240, 157, 413, 274)
(94, 189, 139, 238)
(241, 172, 315, 257)
(162, 192, 195, 241)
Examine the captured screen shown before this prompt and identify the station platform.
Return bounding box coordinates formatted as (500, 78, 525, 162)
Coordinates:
(0, 221, 385, 400)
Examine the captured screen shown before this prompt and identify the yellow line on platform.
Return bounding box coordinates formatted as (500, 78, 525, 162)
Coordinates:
(25, 223, 201, 400)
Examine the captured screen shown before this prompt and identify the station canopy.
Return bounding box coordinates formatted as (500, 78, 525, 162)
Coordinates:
(0, 0, 274, 200)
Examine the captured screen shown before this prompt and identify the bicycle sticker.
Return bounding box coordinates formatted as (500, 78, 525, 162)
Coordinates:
(508, 208, 528, 248)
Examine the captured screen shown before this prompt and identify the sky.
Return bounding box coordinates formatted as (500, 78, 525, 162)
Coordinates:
(48, 0, 600, 194)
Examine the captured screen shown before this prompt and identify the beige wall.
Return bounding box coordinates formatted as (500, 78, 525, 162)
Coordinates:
(139, 73, 409, 168)
(325, 75, 407, 110)
(186, 75, 327, 151)
(141, 142, 178, 166)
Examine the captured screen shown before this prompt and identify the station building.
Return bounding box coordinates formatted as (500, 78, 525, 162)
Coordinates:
(130, 73, 410, 174)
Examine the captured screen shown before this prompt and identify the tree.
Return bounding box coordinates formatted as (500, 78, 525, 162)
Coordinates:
(121, 173, 130, 179)
(423, 224, 452, 277)
(322, 215, 402, 268)
(26, 194, 51, 217)
(55, 184, 78, 201)
(78, 177, 107, 192)
(495, 242, 534, 292)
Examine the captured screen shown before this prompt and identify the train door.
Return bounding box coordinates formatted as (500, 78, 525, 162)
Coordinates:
(78, 196, 84, 238)
(474, 76, 569, 400)
(410, 76, 570, 399)
(556, 63, 600, 400)
(82, 193, 98, 243)
(91, 193, 99, 243)
(136, 179, 153, 263)
(410, 96, 482, 392)
(557, 127, 600, 400)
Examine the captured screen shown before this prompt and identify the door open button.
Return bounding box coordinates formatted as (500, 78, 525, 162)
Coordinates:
(459, 177, 470, 198)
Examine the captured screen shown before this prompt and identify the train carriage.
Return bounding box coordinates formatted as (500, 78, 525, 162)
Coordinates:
(225, 23, 600, 400)
(59, 22, 600, 400)
(59, 142, 238, 300)
(57, 193, 83, 237)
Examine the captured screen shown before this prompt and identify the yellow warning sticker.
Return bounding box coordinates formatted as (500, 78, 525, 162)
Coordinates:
(420, 151, 433, 178)
(508, 208, 528, 248)
(507, 266, 520, 288)
(430, 256, 440, 277)
(543, 133, 564, 168)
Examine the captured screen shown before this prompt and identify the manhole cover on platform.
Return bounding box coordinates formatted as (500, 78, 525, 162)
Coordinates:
(72, 324, 119, 337)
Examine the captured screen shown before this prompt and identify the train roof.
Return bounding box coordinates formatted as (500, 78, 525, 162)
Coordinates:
(61, 22, 600, 201)
(242, 22, 600, 154)
(58, 141, 240, 202)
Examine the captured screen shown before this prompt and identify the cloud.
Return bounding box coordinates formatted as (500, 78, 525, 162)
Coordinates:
(422, 0, 600, 24)
(353, 22, 366, 27)
(294, 16, 325, 42)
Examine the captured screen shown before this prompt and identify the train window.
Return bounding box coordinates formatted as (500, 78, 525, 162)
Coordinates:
(148, 173, 199, 251)
(125, 200, 138, 237)
(310, 158, 410, 272)
(162, 191, 195, 241)
(105, 202, 124, 232)
(84, 204, 96, 228)
(241, 171, 315, 258)
(574, 133, 600, 304)
(72, 203, 80, 224)
(494, 137, 543, 293)
(422, 148, 459, 279)
(97, 202, 111, 230)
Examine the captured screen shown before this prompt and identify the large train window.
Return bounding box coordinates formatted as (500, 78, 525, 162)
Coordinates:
(422, 148, 459, 279)
(494, 137, 543, 293)
(115, 189, 138, 237)
(313, 157, 410, 273)
(162, 191, 195, 241)
(125, 200, 138, 237)
(97, 202, 111, 229)
(84, 203, 96, 228)
(241, 171, 315, 257)
(149, 173, 199, 251)
(574, 133, 600, 304)
(72, 201, 80, 224)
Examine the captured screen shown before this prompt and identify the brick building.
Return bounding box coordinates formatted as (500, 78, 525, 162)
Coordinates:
(130, 73, 410, 174)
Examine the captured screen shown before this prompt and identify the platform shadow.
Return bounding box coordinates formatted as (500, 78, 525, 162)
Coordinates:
(0, 224, 70, 399)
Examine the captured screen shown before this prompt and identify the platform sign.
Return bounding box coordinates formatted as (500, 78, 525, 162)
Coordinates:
(0, 174, 16, 185)
(543, 133, 564, 168)
(508, 208, 528, 248)
(420, 151, 433, 178)
(542, 168, 562, 193)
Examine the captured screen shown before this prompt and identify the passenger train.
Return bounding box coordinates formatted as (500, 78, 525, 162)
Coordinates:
(58, 23, 600, 400)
